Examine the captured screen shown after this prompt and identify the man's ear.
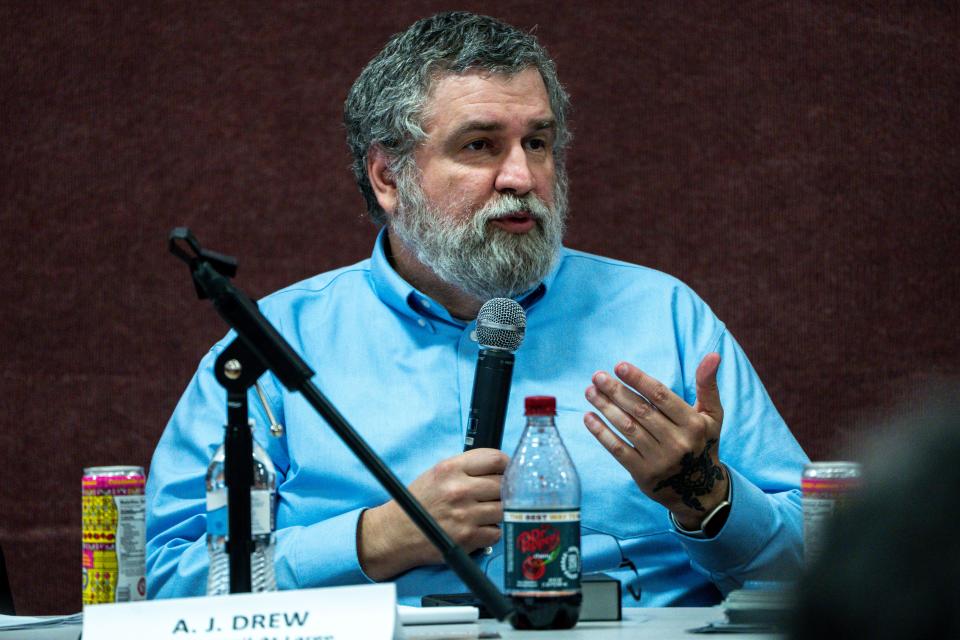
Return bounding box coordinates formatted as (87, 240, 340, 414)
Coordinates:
(367, 145, 398, 216)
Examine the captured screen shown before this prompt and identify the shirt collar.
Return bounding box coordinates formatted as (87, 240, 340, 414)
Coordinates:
(368, 227, 560, 325)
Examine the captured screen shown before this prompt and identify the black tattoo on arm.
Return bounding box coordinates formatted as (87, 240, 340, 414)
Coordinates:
(653, 438, 724, 511)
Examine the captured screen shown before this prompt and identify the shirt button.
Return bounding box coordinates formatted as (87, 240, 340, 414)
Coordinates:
(417, 318, 427, 327)
(421, 299, 431, 309)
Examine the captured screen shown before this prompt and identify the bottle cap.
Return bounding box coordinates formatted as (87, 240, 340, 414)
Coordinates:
(524, 395, 556, 415)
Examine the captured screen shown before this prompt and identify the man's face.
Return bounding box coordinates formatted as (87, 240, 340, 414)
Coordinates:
(389, 68, 567, 300)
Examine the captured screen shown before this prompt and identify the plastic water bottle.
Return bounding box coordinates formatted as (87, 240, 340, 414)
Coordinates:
(502, 395, 582, 629)
(205, 424, 277, 595)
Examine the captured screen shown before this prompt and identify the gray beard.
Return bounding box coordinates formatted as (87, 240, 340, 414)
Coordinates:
(389, 169, 568, 301)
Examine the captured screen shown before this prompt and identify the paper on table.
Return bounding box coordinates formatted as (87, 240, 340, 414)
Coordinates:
(398, 605, 479, 625)
(0, 613, 83, 630)
(402, 624, 484, 640)
(0, 600, 468, 631)
(0, 602, 474, 632)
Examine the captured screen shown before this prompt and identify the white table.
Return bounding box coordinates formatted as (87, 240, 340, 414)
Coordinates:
(410, 607, 783, 639)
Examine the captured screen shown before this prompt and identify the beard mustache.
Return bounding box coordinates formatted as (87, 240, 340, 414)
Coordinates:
(389, 167, 568, 302)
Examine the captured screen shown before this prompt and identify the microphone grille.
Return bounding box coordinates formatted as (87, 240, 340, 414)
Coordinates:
(476, 298, 526, 352)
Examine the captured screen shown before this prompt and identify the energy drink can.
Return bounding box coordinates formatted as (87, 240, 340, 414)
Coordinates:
(802, 461, 862, 565)
(82, 466, 147, 604)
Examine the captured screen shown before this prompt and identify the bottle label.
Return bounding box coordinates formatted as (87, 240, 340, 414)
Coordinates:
(250, 489, 274, 535)
(206, 490, 273, 537)
(504, 509, 580, 594)
(207, 490, 228, 537)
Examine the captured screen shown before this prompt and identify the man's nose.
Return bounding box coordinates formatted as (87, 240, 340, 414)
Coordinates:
(494, 143, 535, 195)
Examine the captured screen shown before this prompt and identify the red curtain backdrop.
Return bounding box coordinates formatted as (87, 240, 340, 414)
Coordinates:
(2, 1, 958, 614)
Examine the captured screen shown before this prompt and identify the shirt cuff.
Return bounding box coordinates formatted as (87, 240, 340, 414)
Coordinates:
(275, 507, 376, 589)
(670, 465, 775, 574)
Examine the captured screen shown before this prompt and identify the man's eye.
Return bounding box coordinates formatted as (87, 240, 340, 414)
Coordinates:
(464, 140, 488, 151)
(527, 138, 547, 151)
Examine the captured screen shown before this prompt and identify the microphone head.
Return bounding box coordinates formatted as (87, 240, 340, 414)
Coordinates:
(476, 298, 526, 352)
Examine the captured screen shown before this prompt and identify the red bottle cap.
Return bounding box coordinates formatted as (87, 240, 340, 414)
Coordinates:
(524, 395, 556, 415)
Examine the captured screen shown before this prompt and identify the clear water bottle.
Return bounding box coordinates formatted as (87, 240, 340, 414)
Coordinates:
(205, 424, 278, 595)
(502, 396, 582, 630)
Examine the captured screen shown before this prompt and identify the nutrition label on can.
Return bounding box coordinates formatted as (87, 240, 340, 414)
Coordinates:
(802, 496, 838, 565)
(114, 495, 146, 601)
(802, 463, 861, 566)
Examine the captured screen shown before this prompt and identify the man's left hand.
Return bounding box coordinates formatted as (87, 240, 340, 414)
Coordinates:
(583, 353, 728, 529)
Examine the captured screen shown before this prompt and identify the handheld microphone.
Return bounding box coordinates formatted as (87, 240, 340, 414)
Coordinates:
(463, 298, 527, 451)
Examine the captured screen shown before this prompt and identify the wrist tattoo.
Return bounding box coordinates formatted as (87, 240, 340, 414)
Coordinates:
(653, 438, 724, 511)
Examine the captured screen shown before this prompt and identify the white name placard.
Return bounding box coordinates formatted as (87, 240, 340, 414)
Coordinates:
(83, 583, 399, 640)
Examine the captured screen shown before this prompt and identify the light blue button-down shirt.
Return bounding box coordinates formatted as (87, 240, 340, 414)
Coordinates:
(146, 229, 808, 607)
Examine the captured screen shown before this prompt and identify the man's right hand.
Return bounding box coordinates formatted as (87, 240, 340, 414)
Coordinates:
(357, 448, 508, 581)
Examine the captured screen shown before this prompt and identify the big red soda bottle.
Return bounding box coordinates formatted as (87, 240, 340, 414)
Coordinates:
(502, 396, 582, 629)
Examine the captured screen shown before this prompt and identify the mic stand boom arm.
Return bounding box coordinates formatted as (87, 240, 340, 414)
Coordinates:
(169, 228, 514, 620)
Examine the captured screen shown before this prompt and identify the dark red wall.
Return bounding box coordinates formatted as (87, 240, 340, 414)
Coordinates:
(2, 1, 957, 614)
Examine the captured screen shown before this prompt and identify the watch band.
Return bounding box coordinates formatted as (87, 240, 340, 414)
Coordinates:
(670, 472, 732, 539)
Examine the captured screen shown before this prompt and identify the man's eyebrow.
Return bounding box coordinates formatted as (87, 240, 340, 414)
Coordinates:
(449, 121, 501, 139)
(447, 118, 557, 140)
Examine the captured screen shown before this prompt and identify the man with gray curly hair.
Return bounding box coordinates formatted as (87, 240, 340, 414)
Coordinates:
(344, 10, 571, 314)
(147, 11, 808, 609)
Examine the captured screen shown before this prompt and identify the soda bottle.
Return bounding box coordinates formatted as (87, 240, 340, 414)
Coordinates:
(205, 423, 278, 595)
(502, 395, 582, 629)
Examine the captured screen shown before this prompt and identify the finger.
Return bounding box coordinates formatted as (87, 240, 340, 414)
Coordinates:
(444, 502, 503, 531)
(592, 369, 677, 440)
(611, 362, 693, 426)
(693, 353, 723, 421)
(471, 502, 504, 526)
(583, 411, 646, 478)
(466, 475, 505, 502)
(585, 383, 660, 449)
(443, 510, 503, 548)
(460, 448, 510, 476)
(473, 524, 503, 548)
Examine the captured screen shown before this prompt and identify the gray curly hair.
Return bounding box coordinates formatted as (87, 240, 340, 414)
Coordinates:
(344, 11, 571, 225)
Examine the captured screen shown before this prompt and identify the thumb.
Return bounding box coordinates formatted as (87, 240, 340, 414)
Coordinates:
(694, 352, 723, 421)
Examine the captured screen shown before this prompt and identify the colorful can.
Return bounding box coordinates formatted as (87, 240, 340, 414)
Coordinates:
(82, 466, 147, 604)
(802, 461, 862, 565)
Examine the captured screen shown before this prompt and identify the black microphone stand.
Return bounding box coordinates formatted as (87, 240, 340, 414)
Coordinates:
(169, 228, 515, 620)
